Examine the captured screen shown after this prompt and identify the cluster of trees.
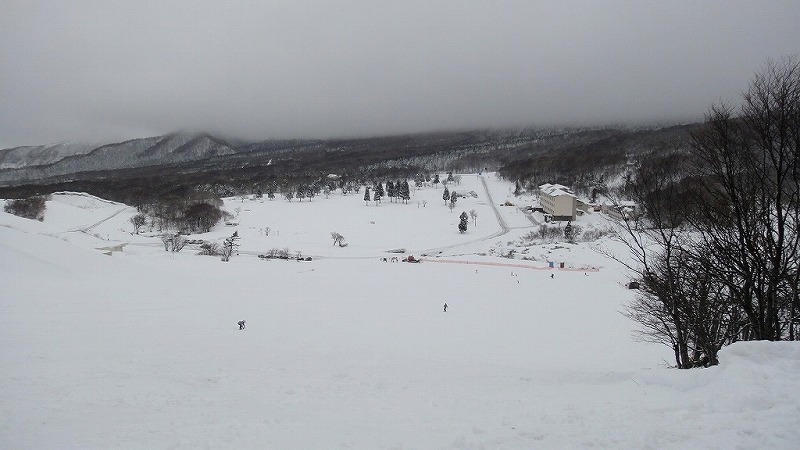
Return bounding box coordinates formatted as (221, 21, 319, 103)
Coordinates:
(386, 180, 411, 203)
(136, 192, 228, 234)
(363, 180, 411, 205)
(281, 182, 323, 202)
(3, 195, 48, 221)
(615, 58, 800, 368)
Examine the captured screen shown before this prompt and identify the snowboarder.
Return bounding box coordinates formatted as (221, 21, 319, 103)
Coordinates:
(238, 320, 246, 330)
(443, 303, 448, 312)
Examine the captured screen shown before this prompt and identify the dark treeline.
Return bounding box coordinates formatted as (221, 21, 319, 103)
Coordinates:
(497, 125, 699, 198)
(0, 124, 700, 207)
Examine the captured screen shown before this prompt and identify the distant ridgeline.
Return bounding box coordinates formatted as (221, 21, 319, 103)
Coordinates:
(0, 125, 696, 204)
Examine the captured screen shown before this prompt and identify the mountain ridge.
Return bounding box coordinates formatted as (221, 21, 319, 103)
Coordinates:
(0, 125, 698, 203)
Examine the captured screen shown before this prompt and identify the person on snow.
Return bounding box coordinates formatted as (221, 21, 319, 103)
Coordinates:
(238, 320, 246, 330)
(443, 303, 448, 312)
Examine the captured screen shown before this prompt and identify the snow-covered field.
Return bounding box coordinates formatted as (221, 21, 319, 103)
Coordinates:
(1, 174, 798, 449)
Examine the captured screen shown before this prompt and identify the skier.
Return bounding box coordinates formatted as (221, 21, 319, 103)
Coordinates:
(550, 273, 554, 279)
(443, 303, 448, 312)
(238, 320, 246, 330)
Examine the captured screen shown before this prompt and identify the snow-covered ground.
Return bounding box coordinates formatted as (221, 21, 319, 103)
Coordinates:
(1, 174, 798, 449)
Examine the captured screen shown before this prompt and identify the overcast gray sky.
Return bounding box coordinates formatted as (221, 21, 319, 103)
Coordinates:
(1, 1, 799, 148)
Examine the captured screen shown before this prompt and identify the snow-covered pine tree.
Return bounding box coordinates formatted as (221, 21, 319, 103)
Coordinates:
(364, 187, 371, 205)
(387, 181, 395, 202)
(459, 211, 468, 233)
(458, 211, 468, 233)
(443, 186, 450, 204)
(373, 186, 382, 204)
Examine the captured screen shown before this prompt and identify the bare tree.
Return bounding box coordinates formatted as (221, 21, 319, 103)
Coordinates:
(687, 56, 800, 341)
(606, 150, 709, 368)
(221, 231, 240, 262)
(130, 213, 146, 234)
(331, 231, 347, 247)
(160, 233, 186, 252)
(610, 57, 800, 368)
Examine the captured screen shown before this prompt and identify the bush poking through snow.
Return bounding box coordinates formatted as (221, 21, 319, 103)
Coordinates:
(331, 231, 347, 247)
(160, 233, 186, 252)
(198, 241, 220, 256)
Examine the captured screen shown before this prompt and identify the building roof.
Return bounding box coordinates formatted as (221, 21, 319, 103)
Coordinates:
(539, 183, 576, 198)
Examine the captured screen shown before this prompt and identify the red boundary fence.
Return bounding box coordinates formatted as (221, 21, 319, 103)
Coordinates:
(421, 258, 600, 272)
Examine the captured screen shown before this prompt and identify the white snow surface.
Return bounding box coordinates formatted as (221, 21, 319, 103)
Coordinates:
(1, 174, 799, 449)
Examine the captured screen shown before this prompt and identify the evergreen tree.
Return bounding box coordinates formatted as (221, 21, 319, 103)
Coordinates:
(459, 211, 468, 233)
(401, 181, 411, 203)
(387, 181, 395, 202)
(433, 174, 440, 187)
(564, 221, 573, 242)
(364, 186, 371, 205)
(443, 186, 450, 204)
(375, 182, 384, 203)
